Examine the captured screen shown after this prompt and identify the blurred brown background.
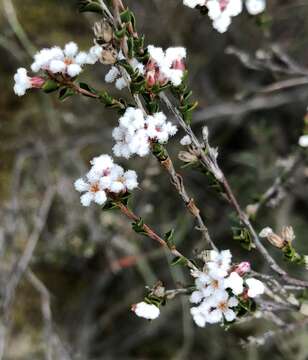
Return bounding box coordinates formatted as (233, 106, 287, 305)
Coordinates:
(1, 0, 308, 359)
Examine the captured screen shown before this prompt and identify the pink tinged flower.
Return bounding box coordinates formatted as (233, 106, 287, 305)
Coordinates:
(190, 290, 204, 304)
(13, 68, 44, 96)
(146, 69, 156, 87)
(246, 278, 265, 298)
(224, 271, 244, 295)
(74, 178, 107, 207)
(132, 302, 160, 320)
(235, 261, 251, 276)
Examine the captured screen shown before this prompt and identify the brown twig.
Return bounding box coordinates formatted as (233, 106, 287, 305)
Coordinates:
(116, 201, 199, 271)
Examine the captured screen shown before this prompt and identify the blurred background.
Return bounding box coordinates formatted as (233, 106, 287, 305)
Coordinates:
(1, 0, 308, 359)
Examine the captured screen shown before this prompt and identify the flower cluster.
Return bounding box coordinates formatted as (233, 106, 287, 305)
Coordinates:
(131, 302, 160, 320)
(105, 58, 145, 90)
(14, 42, 102, 96)
(183, 0, 266, 33)
(112, 107, 178, 158)
(74, 155, 138, 207)
(145, 46, 186, 87)
(299, 135, 308, 148)
(190, 250, 265, 327)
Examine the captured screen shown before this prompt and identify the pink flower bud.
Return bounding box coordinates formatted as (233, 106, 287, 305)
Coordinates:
(235, 262, 251, 276)
(172, 59, 186, 71)
(30, 77, 45, 89)
(146, 70, 156, 87)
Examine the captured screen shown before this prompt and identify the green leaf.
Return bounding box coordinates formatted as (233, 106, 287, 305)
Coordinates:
(79, 82, 98, 95)
(120, 9, 131, 23)
(132, 218, 147, 235)
(127, 36, 134, 58)
(164, 229, 175, 249)
(151, 143, 168, 161)
(232, 226, 254, 251)
(102, 200, 117, 211)
(58, 87, 75, 101)
(171, 256, 188, 267)
(42, 79, 59, 94)
(78, 1, 103, 14)
(114, 27, 127, 40)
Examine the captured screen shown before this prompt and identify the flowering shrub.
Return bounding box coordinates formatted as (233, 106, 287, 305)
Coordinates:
(12, 0, 308, 347)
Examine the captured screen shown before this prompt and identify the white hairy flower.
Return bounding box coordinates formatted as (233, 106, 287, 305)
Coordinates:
(112, 108, 177, 159)
(13, 68, 45, 96)
(189, 249, 255, 327)
(245, 278, 265, 298)
(146, 45, 186, 87)
(183, 0, 205, 8)
(245, 0, 266, 15)
(30, 42, 102, 77)
(104, 58, 144, 90)
(13, 68, 32, 96)
(74, 154, 138, 207)
(299, 135, 308, 148)
(132, 302, 160, 320)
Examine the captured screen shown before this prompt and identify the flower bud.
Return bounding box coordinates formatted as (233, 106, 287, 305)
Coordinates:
(259, 227, 285, 249)
(235, 261, 251, 276)
(281, 226, 295, 244)
(30, 76, 45, 89)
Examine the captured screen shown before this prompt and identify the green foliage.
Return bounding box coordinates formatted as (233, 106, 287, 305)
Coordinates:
(78, 0, 103, 14)
(42, 79, 59, 93)
(171, 256, 188, 267)
(282, 243, 305, 265)
(59, 87, 75, 101)
(232, 226, 254, 251)
(164, 229, 175, 249)
(132, 218, 147, 235)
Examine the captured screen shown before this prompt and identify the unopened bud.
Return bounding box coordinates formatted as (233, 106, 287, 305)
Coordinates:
(259, 227, 285, 249)
(30, 76, 45, 88)
(246, 204, 258, 218)
(202, 126, 209, 142)
(235, 262, 251, 276)
(94, 20, 113, 43)
(281, 226, 295, 244)
(101, 44, 117, 65)
(178, 151, 198, 163)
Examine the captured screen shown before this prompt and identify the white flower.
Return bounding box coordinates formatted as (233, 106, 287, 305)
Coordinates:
(146, 45, 186, 87)
(30, 42, 101, 77)
(112, 108, 177, 159)
(74, 155, 138, 207)
(299, 135, 308, 148)
(105, 66, 120, 83)
(259, 227, 273, 238)
(190, 301, 212, 327)
(183, 0, 205, 8)
(246, 278, 265, 298)
(13, 68, 45, 96)
(180, 135, 192, 146)
(74, 177, 107, 207)
(245, 0, 266, 15)
(132, 302, 160, 320)
(206, 249, 232, 278)
(104, 58, 144, 90)
(14, 68, 32, 96)
(224, 271, 244, 295)
(206, 290, 238, 323)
